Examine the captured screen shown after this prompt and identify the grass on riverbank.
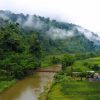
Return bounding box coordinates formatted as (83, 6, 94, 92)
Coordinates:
(48, 80, 100, 100)
(0, 80, 16, 93)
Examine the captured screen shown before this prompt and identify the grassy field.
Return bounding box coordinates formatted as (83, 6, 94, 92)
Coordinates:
(84, 57, 100, 65)
(66, 56, 100, 73)
(0, 80, 16, 93)
(48, 81, 100, 100)
(41, 54, 64, 67)
(48, 56, 100, 100)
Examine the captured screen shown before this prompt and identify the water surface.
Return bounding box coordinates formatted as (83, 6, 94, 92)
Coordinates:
(0, 65, 60, 100)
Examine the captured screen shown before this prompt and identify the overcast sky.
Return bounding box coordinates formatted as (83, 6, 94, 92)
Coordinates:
(0, 0, 100, 33)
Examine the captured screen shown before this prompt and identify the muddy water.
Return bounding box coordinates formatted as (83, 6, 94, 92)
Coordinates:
(0, 65, 61, 100)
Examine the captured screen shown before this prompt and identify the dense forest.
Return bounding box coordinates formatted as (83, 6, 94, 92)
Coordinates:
(0, 10, 100, 54)
(0, 23, 42, 80)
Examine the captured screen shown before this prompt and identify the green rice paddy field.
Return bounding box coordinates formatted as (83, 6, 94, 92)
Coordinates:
(70, 56, 100, 72)
(48, 57, 100, 100)
(48, 81, 100, 100)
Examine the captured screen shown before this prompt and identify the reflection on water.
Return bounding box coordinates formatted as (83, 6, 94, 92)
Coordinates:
(0, 66, 59, 100)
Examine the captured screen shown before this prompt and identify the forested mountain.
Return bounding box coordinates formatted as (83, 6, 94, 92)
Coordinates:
(0, 10, 100, 54)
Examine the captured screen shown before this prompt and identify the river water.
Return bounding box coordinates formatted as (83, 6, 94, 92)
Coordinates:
(0, 65, 61, 100)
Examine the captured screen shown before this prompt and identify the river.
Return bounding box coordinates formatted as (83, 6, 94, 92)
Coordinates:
(0, 65, 61, 100)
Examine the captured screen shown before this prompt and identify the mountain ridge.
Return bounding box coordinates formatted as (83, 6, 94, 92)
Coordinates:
(0, 10, 100, 53)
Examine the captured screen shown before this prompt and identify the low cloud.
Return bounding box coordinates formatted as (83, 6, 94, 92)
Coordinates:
(0, 11, 100, 44)
(46, 27, 74, 40)
(76, 26, 100, 41)
(0, 13, 9, 20)
(23, 15, 45, 30)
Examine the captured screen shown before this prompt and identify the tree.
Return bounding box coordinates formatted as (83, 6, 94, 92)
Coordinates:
(62, 54, 75, 71)
(29, 34, 42, 67)
(51, 56, 60, 64)
(92, 64, 100, 71)
(0, 24, 23, 53)
(79, 72, 86, 81)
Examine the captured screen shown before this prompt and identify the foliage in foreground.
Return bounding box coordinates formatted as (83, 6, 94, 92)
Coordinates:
(0, 80, 16, 93)
(0, 23, 42, 79)
(48, 72, 100, 100)
(48, 56, 100, 100)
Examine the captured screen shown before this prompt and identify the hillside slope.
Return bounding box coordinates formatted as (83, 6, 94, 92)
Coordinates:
(0, 10, 100, 53)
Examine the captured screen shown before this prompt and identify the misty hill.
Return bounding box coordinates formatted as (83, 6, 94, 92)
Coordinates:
(0, 10, 100, 53)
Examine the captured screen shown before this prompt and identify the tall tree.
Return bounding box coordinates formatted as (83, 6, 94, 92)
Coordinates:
(62, 54, 75, 71)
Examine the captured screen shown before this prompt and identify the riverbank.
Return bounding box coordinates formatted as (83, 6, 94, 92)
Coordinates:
(39, 75, 55, 100)
(38, 65, 61, 100)
(0, 80, 16, 93)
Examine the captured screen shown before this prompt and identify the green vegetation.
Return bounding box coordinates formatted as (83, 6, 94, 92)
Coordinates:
(47, 56, 100, 100)
(0, 23, 42, 79)
(1, 10, 100, 99)
(62, 54, 75, 71)
(0, 23, 42, 92)
(0, 80, 16, 93)
(1, 10, 100, 54)
(71, 56, 100, 72)
(48, 80, 100, 100)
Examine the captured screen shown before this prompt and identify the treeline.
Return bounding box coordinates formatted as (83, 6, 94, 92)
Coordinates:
(0, 23, 41, 79)
(51, 52, 100, 65)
